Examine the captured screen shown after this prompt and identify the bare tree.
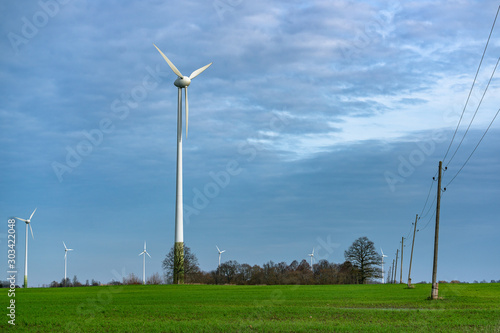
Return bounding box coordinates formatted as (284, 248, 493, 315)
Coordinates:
(146, 272, 163, 285)
(162, 245, 200, 284)
(61, 277, 71, 287)
(218, 260, 241, 284)
(123, 273, 142, 285)
(237, 263, 253, 284)
(344, 236, 382, 284)
(338, 261, 359, 284)
(72, 275, 82, 287)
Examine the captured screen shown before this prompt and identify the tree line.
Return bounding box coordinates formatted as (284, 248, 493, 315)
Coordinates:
(13, 236, 478, 287)
(163, 236, 384, 285)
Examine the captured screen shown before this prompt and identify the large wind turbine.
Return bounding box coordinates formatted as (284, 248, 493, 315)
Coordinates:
(308, 248, 315, 271)
(15, 208, 37, 288)
(380, 248, 388, 284)
(138, 241, 151, 285)
(63, 241, 73, 286)
(154, 44, 212, 284)
(216, 245, 225, 268)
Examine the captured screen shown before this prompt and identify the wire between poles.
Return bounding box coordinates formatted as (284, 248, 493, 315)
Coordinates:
(418, 177, 436, 218)
(442, 5, 500, 164)
(446, 56, 500, 168)
(419, 210, 436, 233)
(444, 107, 500, 188)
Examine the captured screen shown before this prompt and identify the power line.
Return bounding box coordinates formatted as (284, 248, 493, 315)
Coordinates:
(394, 5, 500, 257)
(442, 4, 500, 164)
(405, 222, 413, 240)
(420, 191, 437, 221)
(418, 177, 436, 218)
(419, 210, 436, 233)
(444, 106, 500, 188)
(445, 56, 500, 168)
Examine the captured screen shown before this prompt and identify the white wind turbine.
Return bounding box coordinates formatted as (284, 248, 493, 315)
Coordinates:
(15, 208, 37, 288)
(138, 241, 151, 285)
(216, 245, 226, 268)
(381, 248, 388, 284)
(63, 241, 73, 286)
(153, 44, 212, 284)
(308, 248, 315, 271)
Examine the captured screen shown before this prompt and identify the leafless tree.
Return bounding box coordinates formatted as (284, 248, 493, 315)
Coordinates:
(162, 245, 200, 284)
(344, 236, 382, 284)
(146, 272, 163, 285)
(123, 273, 142, 285)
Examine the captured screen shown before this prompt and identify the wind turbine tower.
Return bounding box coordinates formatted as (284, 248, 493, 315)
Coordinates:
(380, 248, 388, 284)
(154, 44, 212, 284)
(63, 242, 73, 286)
(216, 245, 226, 268)
(308, 248, 315, 271)
(139, 241, 151, 285)
(15, 208, 37, 288)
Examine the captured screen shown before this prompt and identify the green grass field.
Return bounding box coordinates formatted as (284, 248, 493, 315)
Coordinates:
(4, 283, 500, 332)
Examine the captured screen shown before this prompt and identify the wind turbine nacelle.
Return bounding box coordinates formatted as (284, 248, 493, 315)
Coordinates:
(174, 76, 191, 88)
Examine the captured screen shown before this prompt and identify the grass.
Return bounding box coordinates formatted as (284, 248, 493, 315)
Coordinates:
(4, 283, 500, 332)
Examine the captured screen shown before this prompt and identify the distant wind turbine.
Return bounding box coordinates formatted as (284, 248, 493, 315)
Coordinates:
(381, 248, 388, 284)
(216, 245, 226, 268)
(139, 241, 151, 285)
(63, 241, 73, 286)
(15, 208, 37, 288)
(154, 43, 212, 284)
(308, 248, 315, 271)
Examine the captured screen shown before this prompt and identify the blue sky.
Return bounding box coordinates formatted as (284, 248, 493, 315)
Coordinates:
(1, 0, 499, 287)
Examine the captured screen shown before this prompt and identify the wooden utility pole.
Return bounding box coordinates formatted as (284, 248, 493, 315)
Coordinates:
(400, 237, 404, 284)
(394, 249, 398, 285)
(391, 260, 395, 284)
(407, 214, 418, 287)
(431, 161, 443, 300)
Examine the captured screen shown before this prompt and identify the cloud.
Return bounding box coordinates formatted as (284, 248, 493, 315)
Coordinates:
(1, 0, 499, 286)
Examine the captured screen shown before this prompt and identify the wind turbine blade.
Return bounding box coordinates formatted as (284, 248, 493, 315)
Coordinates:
(29, 224, 34, 239)
(139, 252, 144, 256)
(63, 241, 67, 250)
(221, 250, 225, 253)
(185, 87, 188, 138)
(15, 217, 28, 222)
(29, 208, 37, 220)
(144, 241, 147, 251)
(146, 252, 151, 258)
(216, 245, 220, 252)
(153, 44, 183, 77)
(189, 62, 212, 79)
